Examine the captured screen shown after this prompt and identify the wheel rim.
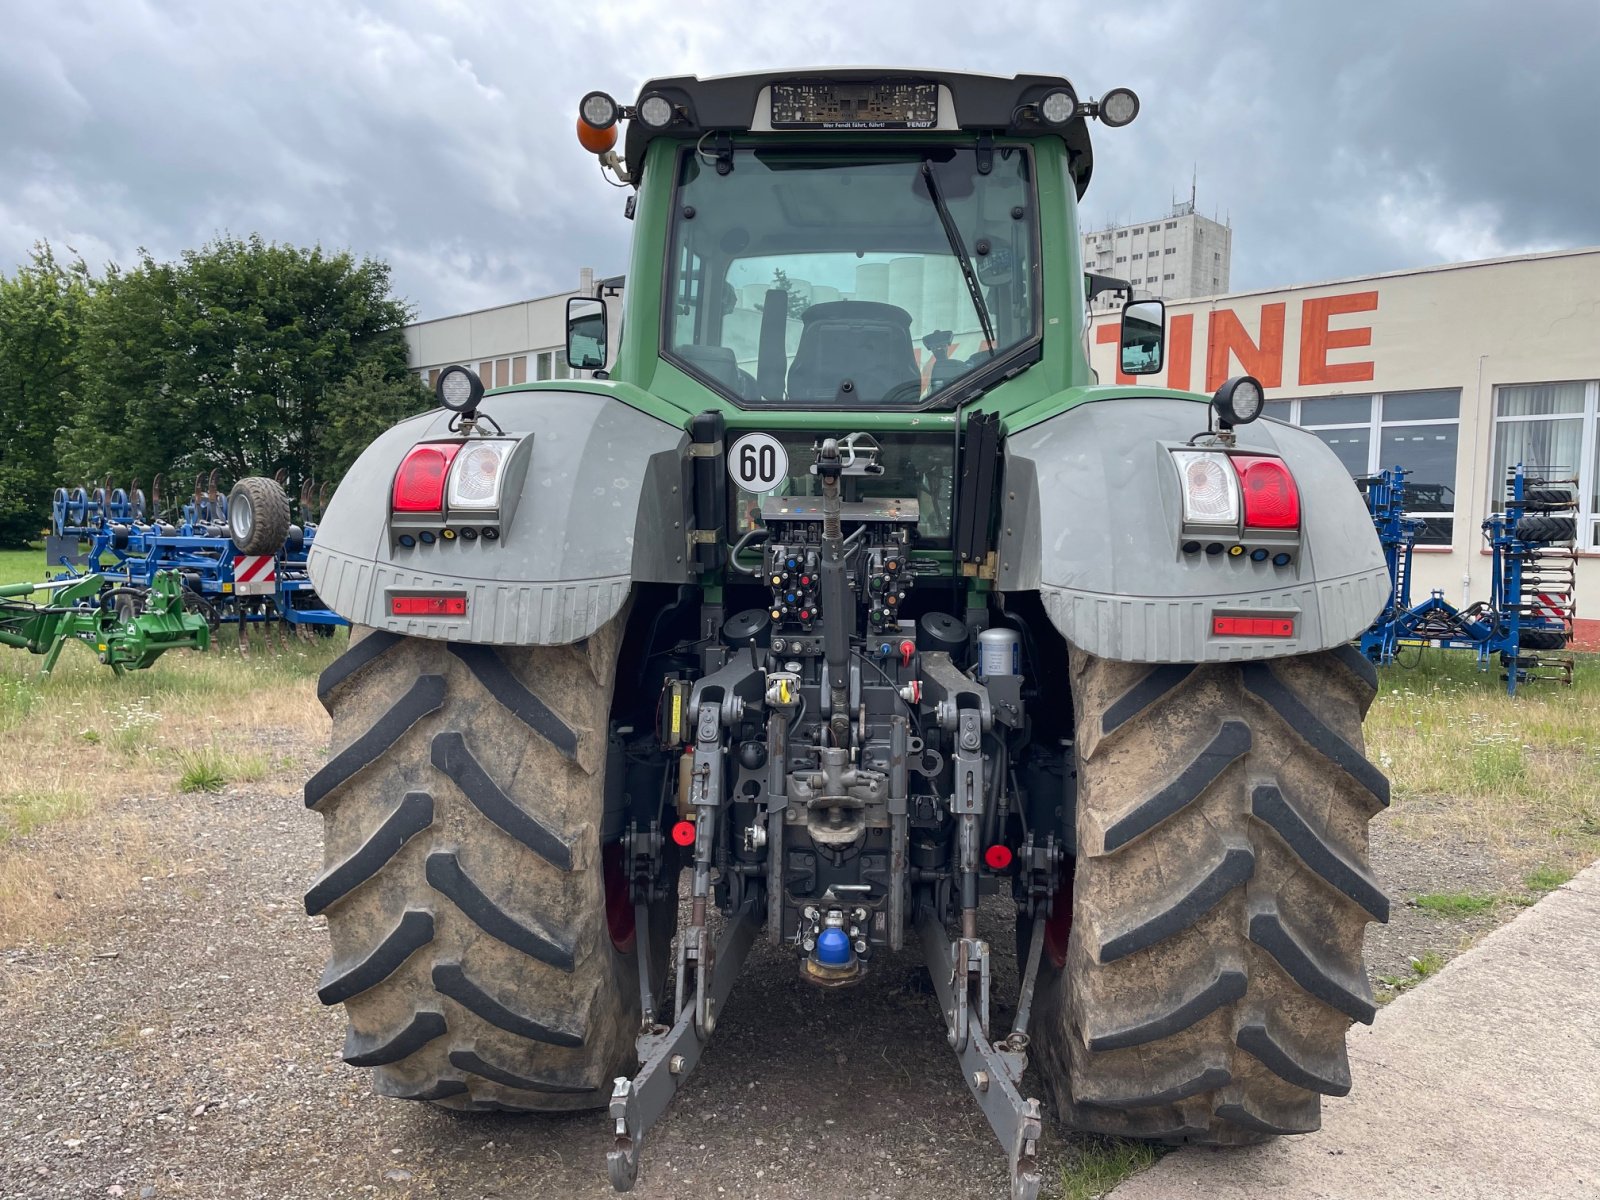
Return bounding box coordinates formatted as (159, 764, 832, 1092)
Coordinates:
(232, 494, 253, 541)
(602, 841, 636, 952)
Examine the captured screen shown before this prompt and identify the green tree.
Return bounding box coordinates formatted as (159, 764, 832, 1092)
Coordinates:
(58, 235, 418, 513)
(0, 245, 89, 548)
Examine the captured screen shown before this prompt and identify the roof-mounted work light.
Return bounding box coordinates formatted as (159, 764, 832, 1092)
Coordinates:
(1098, 87, 1140, 127)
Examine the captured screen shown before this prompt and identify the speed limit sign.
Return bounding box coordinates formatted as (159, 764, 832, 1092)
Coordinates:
(726, 432, 788, 493)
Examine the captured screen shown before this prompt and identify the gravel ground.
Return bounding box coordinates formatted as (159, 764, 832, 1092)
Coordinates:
(0, 771, 1527, 1199)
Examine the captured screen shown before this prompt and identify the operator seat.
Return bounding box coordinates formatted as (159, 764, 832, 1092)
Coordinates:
(785, 301, 920, 403)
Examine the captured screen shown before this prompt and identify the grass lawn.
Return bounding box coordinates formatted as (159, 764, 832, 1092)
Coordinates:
(0, 545, 49, 592)
(1367, 649, 1600, 876)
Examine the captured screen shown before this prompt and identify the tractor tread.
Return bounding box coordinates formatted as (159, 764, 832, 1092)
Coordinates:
(316, 909, 434, 1005)
(1100, 664, 1197, 739)
(304, 675, 445, 809)
(1248, 898, 1376, 1024)
(1078, 1064, 1233, 1110)
(304, 791, 433, 916)
(1041, 648, 1388, 1146)
(430, 731, 574, 870)
(1515, 514, 1575, 544)
(1328, 643, 1379, 697)
(1251, 783, 1389, 921)
(378, 1078, 468, 1102)
(318, 630, 402, 703)
(1082, 965, 1247, 1052)
(1101, 720, 1251, 851)
(1242, 663, 1390, 807)
(425, 850, 576, 971)
(342, 1010, 448, 1067)
(447, 1048, 599, 1094)
(448, 644, 582, 763)
(1236, 1018, 1353, 1097)
(1097, 838, 1255, 963)
(431, 961, 585, 1048)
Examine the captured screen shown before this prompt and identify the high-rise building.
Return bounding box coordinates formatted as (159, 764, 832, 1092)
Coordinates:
(1081, 197, 1232, 308)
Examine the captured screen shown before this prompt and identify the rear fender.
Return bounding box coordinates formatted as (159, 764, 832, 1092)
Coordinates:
(998, 397, 1387, 662)
(308, 390, 688, 644)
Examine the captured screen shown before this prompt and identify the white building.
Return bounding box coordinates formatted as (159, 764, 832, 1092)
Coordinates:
(1082, 199, 1232, 308)
(404, 268, 618, 393)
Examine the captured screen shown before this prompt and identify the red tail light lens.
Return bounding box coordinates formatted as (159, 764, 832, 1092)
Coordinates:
(1231, 455, 1300, 529)
(392, 444, 461, 513)
(1212, 614, 1295, 637)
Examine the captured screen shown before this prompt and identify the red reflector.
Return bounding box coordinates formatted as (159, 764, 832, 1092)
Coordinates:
(984, 844, 1014, 871)
(1230, 455, 1300, 529)
(392, 443, 461, 512)
(390, 594, 467, 617)
(670, 820, 697, 847)
(1212, 615, 1295, 638)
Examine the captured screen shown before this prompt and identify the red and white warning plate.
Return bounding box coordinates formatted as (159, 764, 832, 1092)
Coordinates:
(233, 554, 278, 596)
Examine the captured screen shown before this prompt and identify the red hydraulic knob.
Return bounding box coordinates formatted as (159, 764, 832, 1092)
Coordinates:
(899, 639, 916, 666)
(670, 820, 697, 847)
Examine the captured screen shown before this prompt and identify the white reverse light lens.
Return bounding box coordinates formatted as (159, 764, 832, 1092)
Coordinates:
(448, 440, 512, 510)
(580, 91, 618, 129)
(638, 94, 674, 128)
(1039, 90, 1076, 125)
(439, 371, 473, 411)
(1172, 451, 1241, 526)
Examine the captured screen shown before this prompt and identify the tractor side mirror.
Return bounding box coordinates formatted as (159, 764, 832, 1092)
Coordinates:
(566, 297, 608, 371)
(1119, 298, 1166, 376)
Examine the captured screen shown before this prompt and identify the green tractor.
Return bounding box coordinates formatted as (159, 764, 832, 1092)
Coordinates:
(303, 70, 1390, 1198)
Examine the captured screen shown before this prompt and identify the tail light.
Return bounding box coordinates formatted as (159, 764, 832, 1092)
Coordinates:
(392, 444, 461, 513)
(1171, 450, 1240, 526)
(1231, 455, 1300, 529)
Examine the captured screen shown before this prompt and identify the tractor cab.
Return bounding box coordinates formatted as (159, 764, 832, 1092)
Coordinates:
(572, 72, 1145, 418)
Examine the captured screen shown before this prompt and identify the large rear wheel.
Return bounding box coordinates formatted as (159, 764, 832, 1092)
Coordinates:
(1034, 645, 1389, 1143)
(306, 616, 670, 1110)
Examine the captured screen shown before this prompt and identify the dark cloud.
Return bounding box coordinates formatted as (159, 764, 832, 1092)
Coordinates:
(2, 0, 1595, 317)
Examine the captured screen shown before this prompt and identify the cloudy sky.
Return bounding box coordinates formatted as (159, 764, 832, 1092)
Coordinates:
(3, 1, 1596, 320)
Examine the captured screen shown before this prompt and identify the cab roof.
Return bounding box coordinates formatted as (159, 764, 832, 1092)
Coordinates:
(621, 68, 1095, 197)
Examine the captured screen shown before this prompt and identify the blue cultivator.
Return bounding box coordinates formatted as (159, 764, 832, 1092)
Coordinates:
(1359, 463, 1577, 694)
(46, 470, 347, 650)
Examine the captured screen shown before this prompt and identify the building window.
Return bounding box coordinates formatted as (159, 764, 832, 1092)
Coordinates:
(1279, 390, 1461, 545)
(1131, 252, 1143, 260)
(536, 351, 553, 381)
(1164, 221, 1177, 229)
(512, 355, 528, 384)
(1114, 255, 1126, 263)
(1164, 247, 1177, 255)
(1116, 230, 1127, 238)
(427, 368, 440, 391)
(1492, 381, 1599, 547)
(1213, 251, 1221, 261)
(1163, 273, 1175, 280)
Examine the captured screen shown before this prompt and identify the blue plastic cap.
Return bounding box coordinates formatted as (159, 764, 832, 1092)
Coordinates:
(815, 927, 852, 966)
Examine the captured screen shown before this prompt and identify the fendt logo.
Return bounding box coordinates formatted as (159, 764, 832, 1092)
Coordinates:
(1098, 289, 1379, 391)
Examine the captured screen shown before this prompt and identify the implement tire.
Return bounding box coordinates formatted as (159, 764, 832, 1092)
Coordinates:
(1518, 627, 1569, 651)
(1034, 646, 1389, 1144)
(1515, 514, 1575, 544)
(306, 617, 668, 1111)
(228, 476, 291, 555)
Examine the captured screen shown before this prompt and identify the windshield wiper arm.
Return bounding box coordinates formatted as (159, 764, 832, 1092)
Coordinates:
(921, 159, 997, 361)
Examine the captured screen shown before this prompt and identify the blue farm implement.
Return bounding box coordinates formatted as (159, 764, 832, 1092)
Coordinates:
(47, 471, 347, 650)
(1359, 463, 1578, 694)
(0, 570, 210, 675)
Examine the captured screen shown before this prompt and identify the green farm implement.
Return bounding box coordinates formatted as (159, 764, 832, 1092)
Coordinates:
(0, 570, 211, 675)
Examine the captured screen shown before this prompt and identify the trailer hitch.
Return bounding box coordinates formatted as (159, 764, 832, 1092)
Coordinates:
(606, 900, 762, 1192)
(916, 907, 1043, 1200)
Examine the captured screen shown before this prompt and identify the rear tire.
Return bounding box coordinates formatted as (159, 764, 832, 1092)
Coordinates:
(306, 617, 671, 1111)
(1033, 646, 1389, 1143)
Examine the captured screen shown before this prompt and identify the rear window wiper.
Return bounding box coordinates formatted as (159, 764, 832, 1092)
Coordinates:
(920, 159, 997, 363)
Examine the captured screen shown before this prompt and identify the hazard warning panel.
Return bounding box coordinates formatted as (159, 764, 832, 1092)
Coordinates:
(233, 554, 278, 596)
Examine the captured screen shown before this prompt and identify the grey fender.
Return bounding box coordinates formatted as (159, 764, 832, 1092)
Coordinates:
(997, 397, 1387, 662)
(308, 390, 689, 644)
